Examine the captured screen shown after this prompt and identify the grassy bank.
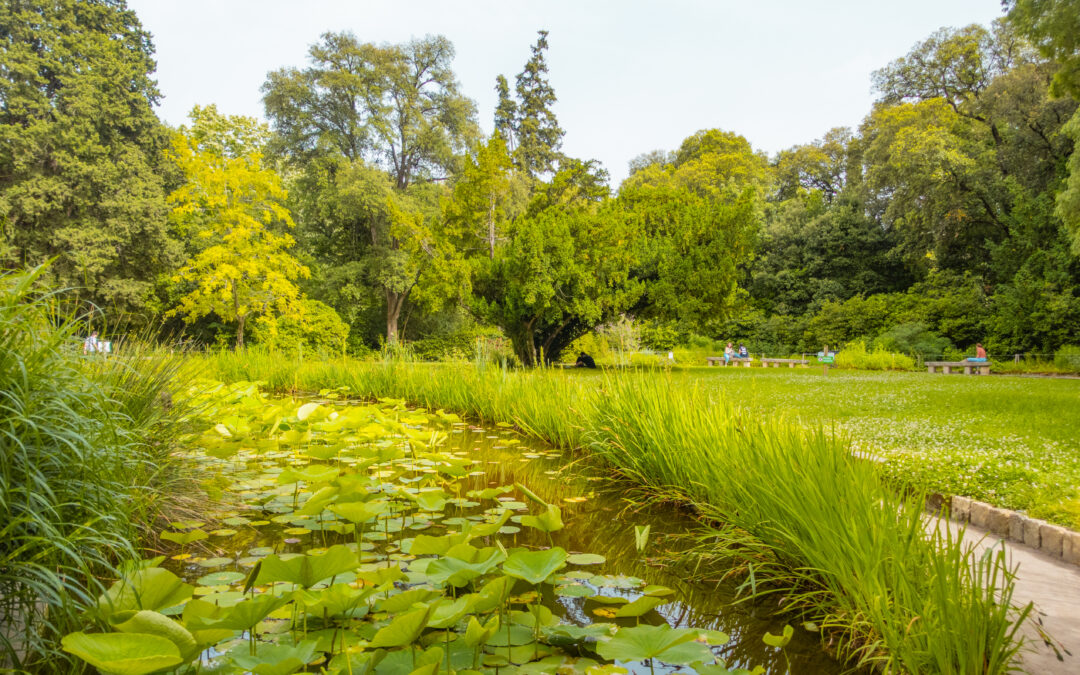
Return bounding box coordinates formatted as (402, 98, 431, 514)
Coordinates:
(201, 349, 1032, 672)
(0, 270, 193, 671)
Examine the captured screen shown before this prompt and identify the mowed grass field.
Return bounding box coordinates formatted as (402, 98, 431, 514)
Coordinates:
(655, 367, 1080, 528)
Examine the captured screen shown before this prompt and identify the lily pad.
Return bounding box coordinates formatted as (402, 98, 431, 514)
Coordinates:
(196, 571, 246, 586)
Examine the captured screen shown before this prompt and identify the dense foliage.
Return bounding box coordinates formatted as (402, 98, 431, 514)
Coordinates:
(0, 1, 1078, 363)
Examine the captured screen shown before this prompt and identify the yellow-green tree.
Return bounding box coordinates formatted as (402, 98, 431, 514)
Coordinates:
(167, 106, 309, 347)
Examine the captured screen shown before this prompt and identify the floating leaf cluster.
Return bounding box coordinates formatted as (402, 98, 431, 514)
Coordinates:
(63, 381, 781, 674)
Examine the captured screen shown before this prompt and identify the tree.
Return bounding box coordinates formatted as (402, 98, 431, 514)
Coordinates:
(0, 0, 178, 318)
(496, 30, 565, 178)
(472, 161, 641, 365)
(1005, 0, 1080, 254)
(1005, 0, 1080, 98)
(617, 129, 768, 334)
(167, 106, 309, 348)
(443, 135, 528, 260)
(622, 129, 772, 199)
(871, 21, 1036, 147)
(494, 75, 518, 154)
(263, 33, 479, 342)
(775, 128, 856, 202)
(620, 181, 760, 333)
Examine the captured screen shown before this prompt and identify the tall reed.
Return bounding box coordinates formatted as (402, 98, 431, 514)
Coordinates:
(0, 269, 193, 671)
(585, 374, 1028, 673)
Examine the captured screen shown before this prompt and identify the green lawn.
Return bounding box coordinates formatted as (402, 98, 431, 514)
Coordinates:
(665, 367, 1080, 527)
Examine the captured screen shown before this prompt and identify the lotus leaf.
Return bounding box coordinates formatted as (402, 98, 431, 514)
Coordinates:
(160, 529, 207, 546)
(406, 531, 469, 555)
(502, 548, 568, 585)
(595, 624, 713, 665)
(612, 595, 665, 618)
(762, 624, 794, 648)
(566, 553, 604, 566)
(427, 595, 477, 628)
(520, 505, 564, 533)
(61, 631, 183, 675)
(108, 610, 198, 660)
(295, 402, 322, 421)
(369, 603, 439, 648)
(230, 639, 318, 675)
(378, 588, 441, 613)
(464, 615, 501, 648)
(255, 544, 357, 589)
(97, 568, 194, 621)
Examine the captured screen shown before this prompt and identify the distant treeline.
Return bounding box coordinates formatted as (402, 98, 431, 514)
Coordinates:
(2, 0, 1078, 364)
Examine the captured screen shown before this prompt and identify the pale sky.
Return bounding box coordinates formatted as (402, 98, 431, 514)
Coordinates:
(128, 0, 1006, 186)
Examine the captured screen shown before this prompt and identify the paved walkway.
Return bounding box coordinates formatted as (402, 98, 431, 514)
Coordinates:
(930, 517, 1080, 673)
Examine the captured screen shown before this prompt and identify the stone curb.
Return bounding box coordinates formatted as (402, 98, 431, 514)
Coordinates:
(939, 494, 1080, 566)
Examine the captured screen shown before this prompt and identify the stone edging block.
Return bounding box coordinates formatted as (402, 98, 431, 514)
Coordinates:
(939, 493, 1080, 567)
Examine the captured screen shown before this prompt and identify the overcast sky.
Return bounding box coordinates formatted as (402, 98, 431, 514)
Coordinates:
(127, 0, 1006, 186)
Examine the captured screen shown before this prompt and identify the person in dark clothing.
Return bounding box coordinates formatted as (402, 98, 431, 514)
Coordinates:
(575, 352, 597, 368)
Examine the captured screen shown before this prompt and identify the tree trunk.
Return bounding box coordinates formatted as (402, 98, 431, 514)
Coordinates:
(235, 314, 246, 350)
(386, 290, 405, 344)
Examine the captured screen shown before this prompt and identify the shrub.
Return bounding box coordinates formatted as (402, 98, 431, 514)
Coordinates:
(410, 326, 507, 362)
(249, 299, 349, 357)
(873, 321, 953, 358)
(834, 339, 916, 371)
(639, 321, 684, 351)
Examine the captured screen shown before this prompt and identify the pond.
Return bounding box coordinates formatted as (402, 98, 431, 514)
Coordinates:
(70, 384, 843, 674)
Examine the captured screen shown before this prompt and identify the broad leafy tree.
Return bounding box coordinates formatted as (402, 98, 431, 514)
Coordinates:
(263, 33, 479, 343)
(1006, 0, 1080, 254)
(472, 160, 641, 365)
(0, 0, 178, 318)
(167, 107, 308, 348)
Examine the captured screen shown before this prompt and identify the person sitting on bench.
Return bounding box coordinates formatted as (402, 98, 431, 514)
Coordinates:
(574, 352, 597, 368)
(966, 343, 988, 362)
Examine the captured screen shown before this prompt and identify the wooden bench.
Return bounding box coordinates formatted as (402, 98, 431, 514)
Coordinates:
(760, 358, 809, 368)
(706, 356, 752, 367)
(926, 361, 990, 375)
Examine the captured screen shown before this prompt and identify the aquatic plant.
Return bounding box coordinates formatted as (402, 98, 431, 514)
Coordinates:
(194, 355, 1041, 672)
(62, 386, 769, 674)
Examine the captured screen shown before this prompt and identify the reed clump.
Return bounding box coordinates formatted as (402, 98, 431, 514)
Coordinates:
(0, 269, 194, 671)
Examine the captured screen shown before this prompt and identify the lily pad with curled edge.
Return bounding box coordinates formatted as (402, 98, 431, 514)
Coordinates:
(160, 529, 207, 546)
(763, 624, 794, 648)
(566, 553, 605, 566)
(613, 595, 666, 618)
(196, 557, 233, 568)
